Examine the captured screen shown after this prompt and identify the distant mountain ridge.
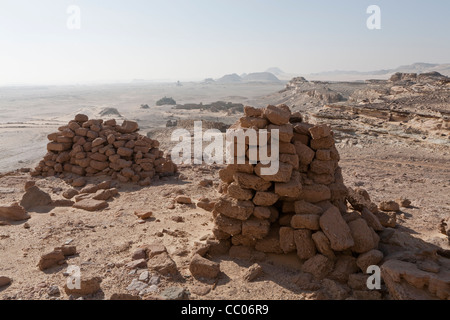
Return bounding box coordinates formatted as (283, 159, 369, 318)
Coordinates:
(310, 62, 450, 78)
(208, 63, 450, 84)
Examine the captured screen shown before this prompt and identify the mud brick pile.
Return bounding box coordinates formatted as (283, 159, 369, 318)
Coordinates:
(214, 104, 386, 283)
(32, 114, 177, 185)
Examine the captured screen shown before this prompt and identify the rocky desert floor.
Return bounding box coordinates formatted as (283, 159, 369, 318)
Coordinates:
(0, 136, 448, 300)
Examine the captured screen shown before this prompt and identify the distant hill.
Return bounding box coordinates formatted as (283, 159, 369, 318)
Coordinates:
(216, 72, 281, 83)
(242, 72, 281, 83)
(216, 73, 242, 83)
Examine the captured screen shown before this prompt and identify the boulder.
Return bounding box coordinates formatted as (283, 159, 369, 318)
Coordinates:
(20, 186, 52, 209)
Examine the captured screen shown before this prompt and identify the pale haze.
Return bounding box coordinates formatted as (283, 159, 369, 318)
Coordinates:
(1, 0, 449, 85)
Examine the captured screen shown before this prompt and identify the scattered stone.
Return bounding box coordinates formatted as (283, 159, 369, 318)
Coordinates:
(396, 197, 411, 208)
(199, 179, 213, 187)
(55, 245, 77, 257)
(374, 211, 397, 228)
(134, 211, 153, 220)
(160, 287, 190, 300)
(379, 201, 400, 212)
(38, 250, 65, 270)
(0, 276, 11, 287)
(140, 285, 158, 296)
(0, 203, 30, 221)
(189, 254, 220, 279)
(64, 275, 102, 296)
(171, 215, 184, 223)
(190, 285, 211, 296)
(126, 259, 147, 269)
(243, 263, 263, 282)
(24, 181, 35, 191)
(63, 188, 79, 199)
(132, 248, 146, 260)
(52, 199, 75, 207)
(147, 252, 178, 275)
(48, 285, 60, 296)
(110, 293, 141, 300)
(20, 186, 52, 209)
(73, 199, 108, 212)
(175, 195, 192, 204)
(126, 279, 148, 292)
(139, 271, 150, 282)
(196, 198, 215, 212)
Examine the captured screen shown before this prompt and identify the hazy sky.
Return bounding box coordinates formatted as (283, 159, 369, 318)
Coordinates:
(1, 0, 449, 85)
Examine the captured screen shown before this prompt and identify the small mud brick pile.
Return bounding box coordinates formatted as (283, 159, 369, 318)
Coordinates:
(32, 114, 177, 185)
(214, 104, 386, 285)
